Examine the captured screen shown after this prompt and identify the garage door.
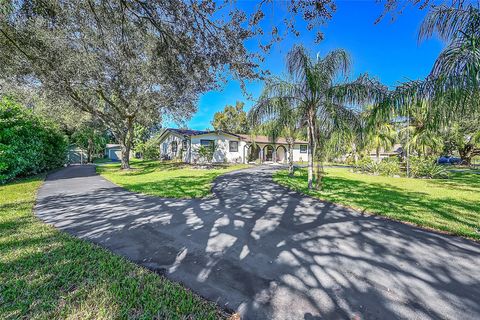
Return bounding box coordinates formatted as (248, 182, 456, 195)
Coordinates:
(109, 149, 122, 161)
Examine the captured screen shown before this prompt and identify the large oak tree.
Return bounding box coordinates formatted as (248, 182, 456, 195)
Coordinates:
(0, 0, 336, 169)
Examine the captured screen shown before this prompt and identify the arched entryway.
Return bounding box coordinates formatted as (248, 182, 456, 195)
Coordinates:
(245, 144, 260, 163)
(263, 145, 274, 162)
(276, 145, 287, 163)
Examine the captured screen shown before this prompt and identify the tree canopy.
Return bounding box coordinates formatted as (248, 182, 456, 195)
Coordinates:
(211, 101, 249, 134)
(0, 0, 337, 169)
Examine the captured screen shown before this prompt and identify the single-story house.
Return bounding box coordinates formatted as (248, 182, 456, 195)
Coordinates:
(158, 128, 309, 164)
(368, 144, 403, 162)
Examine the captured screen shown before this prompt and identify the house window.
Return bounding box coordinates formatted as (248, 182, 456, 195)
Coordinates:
(200, 139, 214, 149)
(300, 145, 308, 153)
(171, 141, 177, 153)
(229, 141, 238, 152)
(182, 139, 188, 151)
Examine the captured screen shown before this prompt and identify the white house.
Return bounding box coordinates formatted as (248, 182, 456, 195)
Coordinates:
(158, 128, 309, 164)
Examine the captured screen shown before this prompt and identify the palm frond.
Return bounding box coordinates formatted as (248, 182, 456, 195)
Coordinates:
(318, 49, 351, 82)
(286, 45, 311, 83)
(328, 73, 388, 105)
(419, 4, 480, 42)
(431, 38, 480, 78)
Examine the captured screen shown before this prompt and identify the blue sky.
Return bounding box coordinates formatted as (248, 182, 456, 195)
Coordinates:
(184, 0, 444, 130)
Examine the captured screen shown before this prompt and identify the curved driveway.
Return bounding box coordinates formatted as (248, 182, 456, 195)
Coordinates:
(35, 165, 480, 320)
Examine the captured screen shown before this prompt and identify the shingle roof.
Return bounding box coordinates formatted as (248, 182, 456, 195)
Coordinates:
(167, 128, 211, 136)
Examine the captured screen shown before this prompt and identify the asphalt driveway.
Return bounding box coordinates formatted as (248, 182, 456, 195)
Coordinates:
(35, 165, 480, 319)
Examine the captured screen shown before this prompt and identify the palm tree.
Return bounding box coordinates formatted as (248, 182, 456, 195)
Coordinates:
(254, 45, 386, 189)
(401, 102, 444, 157)
(367, 121, 397, 162)
(388, 3, 480, 120)
(420, 4, 480, 84)
(250, 96, 302, 176)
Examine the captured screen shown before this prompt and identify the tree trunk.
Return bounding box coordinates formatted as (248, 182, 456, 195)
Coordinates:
(376, 147, 380, 163)
(315, 160, 324, 190)
(459, 144, 474, 165)
(307, 112, 315, 190)
(120, 116, 135, 170)
(288, 142, 294, 176)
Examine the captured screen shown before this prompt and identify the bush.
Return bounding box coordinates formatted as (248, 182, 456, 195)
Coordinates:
(356, 157, 401, 177)
(379, 157, 401, 176)
(410, 156, 449, 179)
(198, 145, 215, 163)
(0, 98, 67, 183)
(141, 139, 161, 160)
(345, 155, 356, 167)
(357, 157, 376, 173)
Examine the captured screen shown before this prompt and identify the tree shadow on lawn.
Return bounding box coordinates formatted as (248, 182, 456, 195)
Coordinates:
(121, 173, 222, 198)
(99, 161, 235, 179)
(0, 234, 223, 319)
(98, 160, 189, 176)
(277, 171, 480, 239)
(427, 171, 480, 193)
(34, 166, 480, 319)
(1, 208, 223, 319)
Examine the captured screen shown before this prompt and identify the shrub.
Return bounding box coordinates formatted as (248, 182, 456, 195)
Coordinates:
(366, 161, 381, 175)
(141, 139, 161, 160)
(379, 157, 401, 176)
(345, 155, 356, 167)
(0, 98, 67, 183)
(198, 145, 215, 163)
(357, 157, 375, 172)
(410, 156, 449, 179)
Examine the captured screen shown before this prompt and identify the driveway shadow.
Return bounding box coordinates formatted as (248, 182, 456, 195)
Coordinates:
(35, 165, 480, 319)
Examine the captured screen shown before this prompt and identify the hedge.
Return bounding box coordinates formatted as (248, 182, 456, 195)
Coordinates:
(0, 98, 68, 183)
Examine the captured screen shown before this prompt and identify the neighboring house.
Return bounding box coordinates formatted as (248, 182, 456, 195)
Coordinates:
(368, 144, 403, 162)
(158, 128, 309, 164)
(335, 144, 403, 163)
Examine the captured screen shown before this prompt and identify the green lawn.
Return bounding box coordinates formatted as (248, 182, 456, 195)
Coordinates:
(96, 160, 249, 198)
(0, 176, 227, 319)
(274, 167, 480, 240)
